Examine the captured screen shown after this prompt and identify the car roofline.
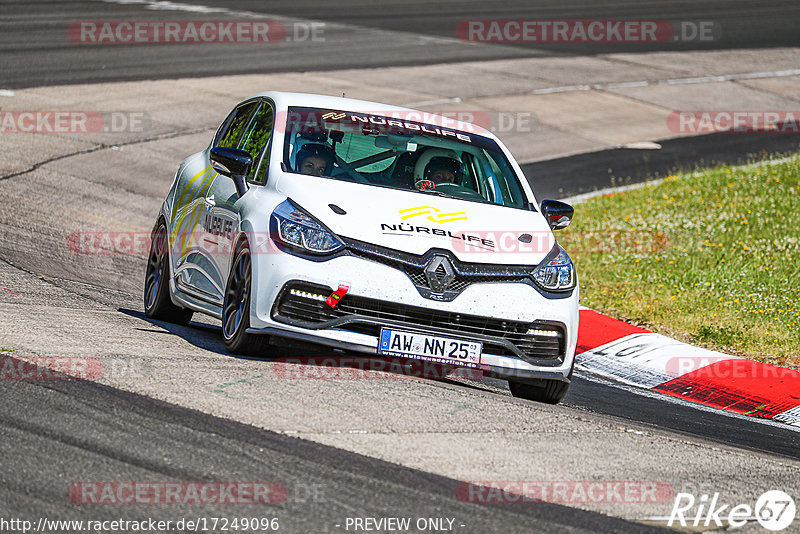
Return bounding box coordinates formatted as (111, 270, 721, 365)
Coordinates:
(244, 91, 496, 139)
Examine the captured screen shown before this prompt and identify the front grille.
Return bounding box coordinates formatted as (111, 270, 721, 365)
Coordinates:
(342, 237, 534, 301)
(272, 281, 565, 364)
(404, 267, 428, 287)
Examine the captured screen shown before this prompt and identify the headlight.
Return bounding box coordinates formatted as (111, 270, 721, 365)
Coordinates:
(271, 199, 344, 254)
(531, 245, 575, 292)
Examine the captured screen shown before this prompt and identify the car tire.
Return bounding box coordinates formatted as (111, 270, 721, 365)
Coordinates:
(222, 240, 271, 356)
(144, 220, 193, 326)
(508, 367, 572, 404)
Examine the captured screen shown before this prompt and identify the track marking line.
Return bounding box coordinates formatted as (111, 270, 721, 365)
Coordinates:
(530, 68, 800, 95)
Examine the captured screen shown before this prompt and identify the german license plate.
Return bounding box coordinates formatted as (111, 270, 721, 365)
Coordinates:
(378, 328, 482, 367)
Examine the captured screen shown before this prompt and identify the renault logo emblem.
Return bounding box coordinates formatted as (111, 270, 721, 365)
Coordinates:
(424, 255, 455, 293)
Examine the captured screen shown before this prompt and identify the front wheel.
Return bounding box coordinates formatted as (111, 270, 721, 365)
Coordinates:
(222, 241, 271, 356)
(508, 367, 572, 404)
(144, 221, 193, 326)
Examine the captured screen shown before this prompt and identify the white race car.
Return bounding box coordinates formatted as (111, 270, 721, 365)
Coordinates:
(145, 92, 578, 403)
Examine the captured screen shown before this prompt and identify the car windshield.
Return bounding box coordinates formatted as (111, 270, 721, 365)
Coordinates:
(283, 106, 529, 209)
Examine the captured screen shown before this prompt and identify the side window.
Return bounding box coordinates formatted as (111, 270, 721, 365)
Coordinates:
(484, 149, 525, 208)
(217, 101, 259, 148)
(239, 102, 276, 184)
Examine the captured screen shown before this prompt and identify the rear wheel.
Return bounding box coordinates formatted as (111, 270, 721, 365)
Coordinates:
(222, 241, 271, 355)
(144, 221, 193, 325)
(508, 367, 572, 404)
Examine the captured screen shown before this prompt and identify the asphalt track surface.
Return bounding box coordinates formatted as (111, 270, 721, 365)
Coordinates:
(2, 0, 800, 87)
(4, 0, 800, 199)
(2, 1, 800, 533)
(2, 357, 664, 533)
(524, 132, 800, 200)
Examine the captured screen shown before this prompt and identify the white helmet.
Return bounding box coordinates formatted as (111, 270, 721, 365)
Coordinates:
(413, 148, 461, 181)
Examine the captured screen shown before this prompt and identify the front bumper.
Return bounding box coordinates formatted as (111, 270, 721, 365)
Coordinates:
(248, 248, 579, 382)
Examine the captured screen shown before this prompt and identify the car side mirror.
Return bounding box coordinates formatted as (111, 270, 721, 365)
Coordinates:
(541, 200, 574, 230)
(210, 146, 252, 197)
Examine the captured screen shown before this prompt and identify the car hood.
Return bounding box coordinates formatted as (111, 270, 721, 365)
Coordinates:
(277, 174, 555, 265)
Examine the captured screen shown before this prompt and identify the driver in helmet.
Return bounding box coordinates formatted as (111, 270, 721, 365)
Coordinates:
(423, 157, 464, 185)
(295, 143, 335, 177)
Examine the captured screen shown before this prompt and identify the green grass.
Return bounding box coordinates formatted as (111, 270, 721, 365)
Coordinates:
(559, 154, 800, 368)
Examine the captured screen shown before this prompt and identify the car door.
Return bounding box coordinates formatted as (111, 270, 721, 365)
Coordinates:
(207, 99, 276, 291)
(174, 100, 259, 305)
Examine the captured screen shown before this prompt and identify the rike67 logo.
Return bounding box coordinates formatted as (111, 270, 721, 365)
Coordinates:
(668, 490, 796, 531)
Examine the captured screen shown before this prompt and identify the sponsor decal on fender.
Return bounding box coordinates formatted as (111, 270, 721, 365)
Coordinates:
(202, 212, 235, 240)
